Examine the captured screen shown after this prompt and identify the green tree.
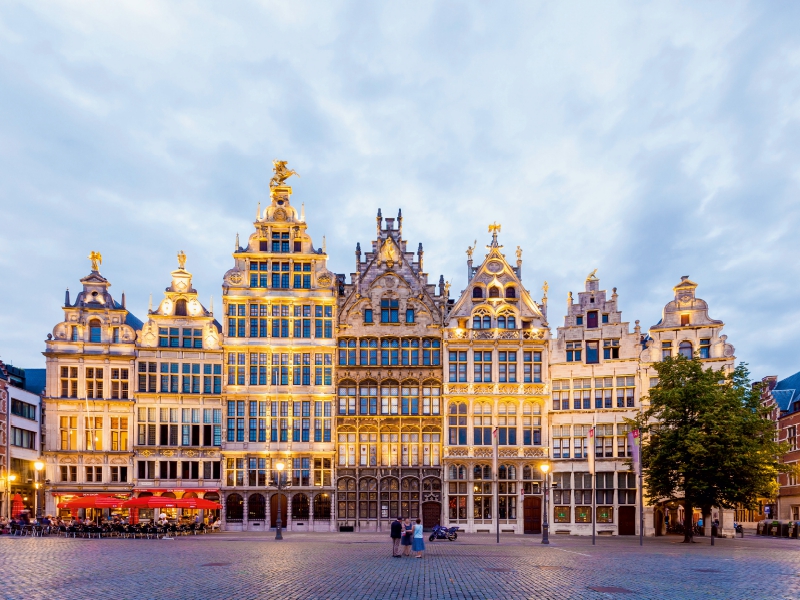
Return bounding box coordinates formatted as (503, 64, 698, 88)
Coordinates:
(639, 357, 788, 543)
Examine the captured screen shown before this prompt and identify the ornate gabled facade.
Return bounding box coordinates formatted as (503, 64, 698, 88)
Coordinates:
(335, 209, 448, 531)
(548, 272, 644, 536)
(42, 255, 143, 513)
(220, 178, 338, 532)
(133, 254, 223, 516)
(441, 226, 550, 534)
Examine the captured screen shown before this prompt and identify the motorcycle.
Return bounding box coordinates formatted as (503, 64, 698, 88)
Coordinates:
(429, 524, 459, 542)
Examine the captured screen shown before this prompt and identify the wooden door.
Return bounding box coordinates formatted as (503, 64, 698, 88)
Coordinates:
(422, 502, 441, 530)
(523, 496, 541, 534)
(619, 506, 636, 535)
(270, 493, 287, 528)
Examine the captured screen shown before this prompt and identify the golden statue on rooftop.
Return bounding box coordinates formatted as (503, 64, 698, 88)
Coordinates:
(88, 251, 102, 272)
(270, 160, 300, 187)
(177, 250, 187, 270)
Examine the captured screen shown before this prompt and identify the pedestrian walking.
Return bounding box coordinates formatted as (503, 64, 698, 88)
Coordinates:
(412, 518, 425, 558)
(390, 516, 403, 557)
(401, 517, 413, 556)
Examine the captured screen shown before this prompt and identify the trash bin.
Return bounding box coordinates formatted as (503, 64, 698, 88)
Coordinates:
(711, 524, 718, 538)
(780, 521, 791, 538)
(789, 522, 799, 539)
(770, 520, 781, 536)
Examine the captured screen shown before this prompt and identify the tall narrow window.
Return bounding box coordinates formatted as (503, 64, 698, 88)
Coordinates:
(585, 342, 599, 364)
(699, 338, 711, 359)
(679, 341, 693, 359)
(587, 311, 598, 329)
(89, 319, 102, 343)
(175, 299, 187, 316)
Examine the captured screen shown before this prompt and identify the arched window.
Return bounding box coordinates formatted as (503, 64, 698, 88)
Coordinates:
(226, 493, 243, 522)
(313, 493, 331, 520)
(473, 287, 483, 299)
(497, 316, 506, 329)
(482, 316, 491, 329)
(89, 319, 102, 343)
(292, 493, 309, 519)
(337, 478, 356, 519)
(175, 299, 187, 316)
(449, 464, 466, 480)
(489, 286, 500, 298)
(679, 341, 693, 359)
(248, 493, 266, 520)
(474, 464, 491, 480)
(507, 316, 516, 329)
(473, 315, 481, 329)
(358, 478, 378, 519)
(506, 286, 516, 299)
(400, 478, 420, 519)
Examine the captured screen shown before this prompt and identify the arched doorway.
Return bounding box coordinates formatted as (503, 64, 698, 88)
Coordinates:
(523, 496, 542, 534)
(248, 493, 266, 521)
(292, 494, 309, 520)
(270, 493, 287, 528)
(421, 502, 441, 529)
(226, 493, 243, 523)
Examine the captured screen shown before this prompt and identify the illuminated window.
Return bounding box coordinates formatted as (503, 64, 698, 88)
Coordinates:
(110, 368, 129, 399)
(86, 367, 104, 399)
(449, 351, 467, 382)
(60, 366, 78, 398)
(448, 402, 467, 445)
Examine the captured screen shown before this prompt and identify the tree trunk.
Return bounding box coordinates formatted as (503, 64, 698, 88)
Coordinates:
(683, 499, 694, 543)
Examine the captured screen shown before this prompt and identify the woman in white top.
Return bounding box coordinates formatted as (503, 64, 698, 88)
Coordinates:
(411, 518, 425, 558)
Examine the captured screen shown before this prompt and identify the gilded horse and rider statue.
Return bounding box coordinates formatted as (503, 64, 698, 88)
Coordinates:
(270, 160, 299, 188)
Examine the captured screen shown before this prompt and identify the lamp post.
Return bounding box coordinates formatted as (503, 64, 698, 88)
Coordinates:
(275, 461, 285, 540)
(34, 461, 44, 520)
(540, 463, 550, 545)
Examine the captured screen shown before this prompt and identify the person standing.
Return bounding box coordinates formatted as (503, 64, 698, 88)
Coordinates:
(390, 516, 403, 558)
(401, 518, 413, 557)
(412, 518, 425, 558)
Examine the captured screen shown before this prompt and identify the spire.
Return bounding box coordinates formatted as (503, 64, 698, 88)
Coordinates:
(148, 293, 153, 313)
(417, 243, 424, 271)
(65, 288, 70, 307)
(257, 202, 261, 221)
(121, 291, 126, 309)
(376, 208, 382, 233)
(322, 236, 327, 254)
(209, 295, 214, 316)
(301, 202, 306, 222)
(235, 233, 240, 251)
(397, 208, 403, 233)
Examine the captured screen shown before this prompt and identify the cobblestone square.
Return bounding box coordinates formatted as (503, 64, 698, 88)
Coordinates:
(2, 532, 799, 600)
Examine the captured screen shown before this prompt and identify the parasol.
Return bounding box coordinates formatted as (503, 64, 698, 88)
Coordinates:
(66, 496, 125, 509)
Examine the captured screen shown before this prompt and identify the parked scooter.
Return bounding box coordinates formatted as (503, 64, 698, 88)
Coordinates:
(429, 524, 459, 541)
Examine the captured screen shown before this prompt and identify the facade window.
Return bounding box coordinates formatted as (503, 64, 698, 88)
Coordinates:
(227, 304, 246, 337)
(602, 313, 609, 324)
(617, 423, 632, 457)
(174, 299, 187, 316)
(226, 458, 245, 486)
(360, 338, 378, 365)
(85, 416, 103, 451)
(158, 327, 179, 347)
(574, 472, 593, 505)
(110, 466, 128, 483)
(552, 472, 571, 504)
(497, 403, 517, 445)
(523, 351, 541, 383)
(203, 364, 222, 394)
(603, 339, 620, 360)
(247, 458, 268, 486)
(553, 425, 570, 459)
(498, 351, 517, 383)
(576, 315, 583, 326)
(661, 341, 672, 359)
(401, 338, 420, 365)
(137, 460, 156, 479)
(380, 433, 399, 467)
(506, 286, 516, 299)
(597, 506, 613, 523)
(381, 382, 400, 415)
(551, 379, 568, 411)
(522, 402, 542, 445)
(364, 308, 373, 324)
(553, 508, 571, 524)
(85, 466, 103, 483)
(680, 313, 690, 326)
(338, 384, 357, 415)
(271, 231, 290, 253)
(10, 427, 35, 450)
(649, 377, 659, 388)
(474, 351, 492, 382)
(422, 384, 440, 415)
(401, 432, 420, 466)
(110, 368, 129, 400)
(616, 376, 635, 407)
(473, 402, 493, 445)
(359, 432, 378, 466)
(181, 328, 203, 348)
(594, 377, 613, 409)
(313, 458, 332, 486)
(71, 326, 79, 341)
(381, 338, 400, 366)
(422, 338, 440, 366)
(587, 311, 598, 329)
(360, 383, 378, 415)
(594, 424, 614, 457)
(227, 353, 246, 386)
(89, 319, 102, 343)
(381, 299, 399, 323)
(566, 342, 582, 362)
(473, 287, 483, 299)
(596, 472, 615, 504)
(60, 416, 78, 450)
(572, 425, 589, 459)
(406, 309, 415, 323)
(138, 362, 157, 393)
(314, 304, 333, 338)
(699, 338, 711, 359)
(292, 263, 312, 289)
(488, 286, 500, 298)
(788, 426, 797, 452)
(137, 407, 157, 446)
(249, 261, 269, 288)
(522, 464, 542, 494)
(498, 465, 517, 519)
(448, 464, 468, 521)
(86, 367, 104, 399)
(337, 478, 356, 518)
(449, 351, 467, 382)
(679, 341, 693, 359)
(618, 472, 637, 504)
(472, 312, 491, 329)
(226, 400, 245, 442)
(110, 417, 128, 451)
(358, 478, 378, 519)
(10, 399, 36, 421)
(585, 341, 599, 364)
(339, 339, 357, 365)
(473, 465, 492, 520)
(448, 402, 468, 445)
(401, 384, 419, 415)
(60, 465, 77, 482)
(571, 378, 590, 409)
(338, 433, 356, 466)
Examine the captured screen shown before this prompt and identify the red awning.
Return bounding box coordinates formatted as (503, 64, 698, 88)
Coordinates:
(66, 496, 125, 509)
(122, 497, 221, 509)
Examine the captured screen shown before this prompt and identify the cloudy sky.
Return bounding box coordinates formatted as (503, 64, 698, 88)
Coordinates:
(1, 1, 798, 379)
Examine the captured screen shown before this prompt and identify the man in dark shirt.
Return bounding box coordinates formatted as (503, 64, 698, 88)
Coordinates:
(390, 517, 403, 557)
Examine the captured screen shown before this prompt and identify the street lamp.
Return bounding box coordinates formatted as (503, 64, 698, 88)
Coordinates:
(275, 461, 285, 541)
(34, 462, 44, 520)
(540, 463, 550, 545)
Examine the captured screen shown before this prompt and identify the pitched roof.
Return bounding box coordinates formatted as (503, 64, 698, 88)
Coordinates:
(774, 370, 800, 412)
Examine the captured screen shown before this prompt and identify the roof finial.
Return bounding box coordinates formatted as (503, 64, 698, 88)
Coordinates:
(148, 293, 153, 313)
(322, 236, 327, 254)
(88, 250, 102, 272)
(377, 208, 383, 233)
(488, 223, 501, 246)
(122, 291, 126, 309)
(209, 295, 214, 316)
(177, 250, 187, 270)
(65, 288, 70, 307)
(301, 202, 306, 222)
(235, 233, 240, 251)
(257, 201, 261, 221)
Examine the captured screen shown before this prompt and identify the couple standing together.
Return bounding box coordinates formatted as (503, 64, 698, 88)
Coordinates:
(390, 517, 425, 558)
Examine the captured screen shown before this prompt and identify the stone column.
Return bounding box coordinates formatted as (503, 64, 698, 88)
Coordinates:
(309, 491, 315, 531)
(286, 493, 293, 532)
(242, 492, 249, 531)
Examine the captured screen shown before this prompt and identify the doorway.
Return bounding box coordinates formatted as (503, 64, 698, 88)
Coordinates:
(523, 496, 542, 534)
(270, 493, 287, 528)
(422, 502, 441, 530)
(619, 506, 636, 535)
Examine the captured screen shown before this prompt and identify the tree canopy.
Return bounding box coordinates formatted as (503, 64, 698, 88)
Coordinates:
(639, 357, 788, 543)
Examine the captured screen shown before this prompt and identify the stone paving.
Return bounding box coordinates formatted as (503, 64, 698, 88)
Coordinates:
(1, 531, 799, 599)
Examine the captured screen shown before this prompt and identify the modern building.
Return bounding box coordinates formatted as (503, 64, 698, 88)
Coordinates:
(441, 227, 549, 535)
(133, 254, 223, 519)
(548, 273, 643, 536)
(335, 209, 448, 531)
(220, 181, 338, 532)
(41, 258, 142, 514)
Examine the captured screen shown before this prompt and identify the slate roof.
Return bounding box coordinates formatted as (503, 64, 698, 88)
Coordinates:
(774, 370, 800, 413)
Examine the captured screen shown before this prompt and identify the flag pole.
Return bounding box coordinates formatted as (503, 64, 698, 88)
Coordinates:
(589, 421, 595, 546)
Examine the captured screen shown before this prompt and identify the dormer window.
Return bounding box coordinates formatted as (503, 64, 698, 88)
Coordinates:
(587, 311, 598, 329)
(506, 286, 516, 298)
(489, 286, 500, 298)
(473, 287, 483, 299)
(175, 299, 187, 316)
(680, 314, 690, 326)
(89, 319, 102, 343)
(381, 299, 399, 323)
(272, 232, 290, 253)
(259, 240, 268, 251)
